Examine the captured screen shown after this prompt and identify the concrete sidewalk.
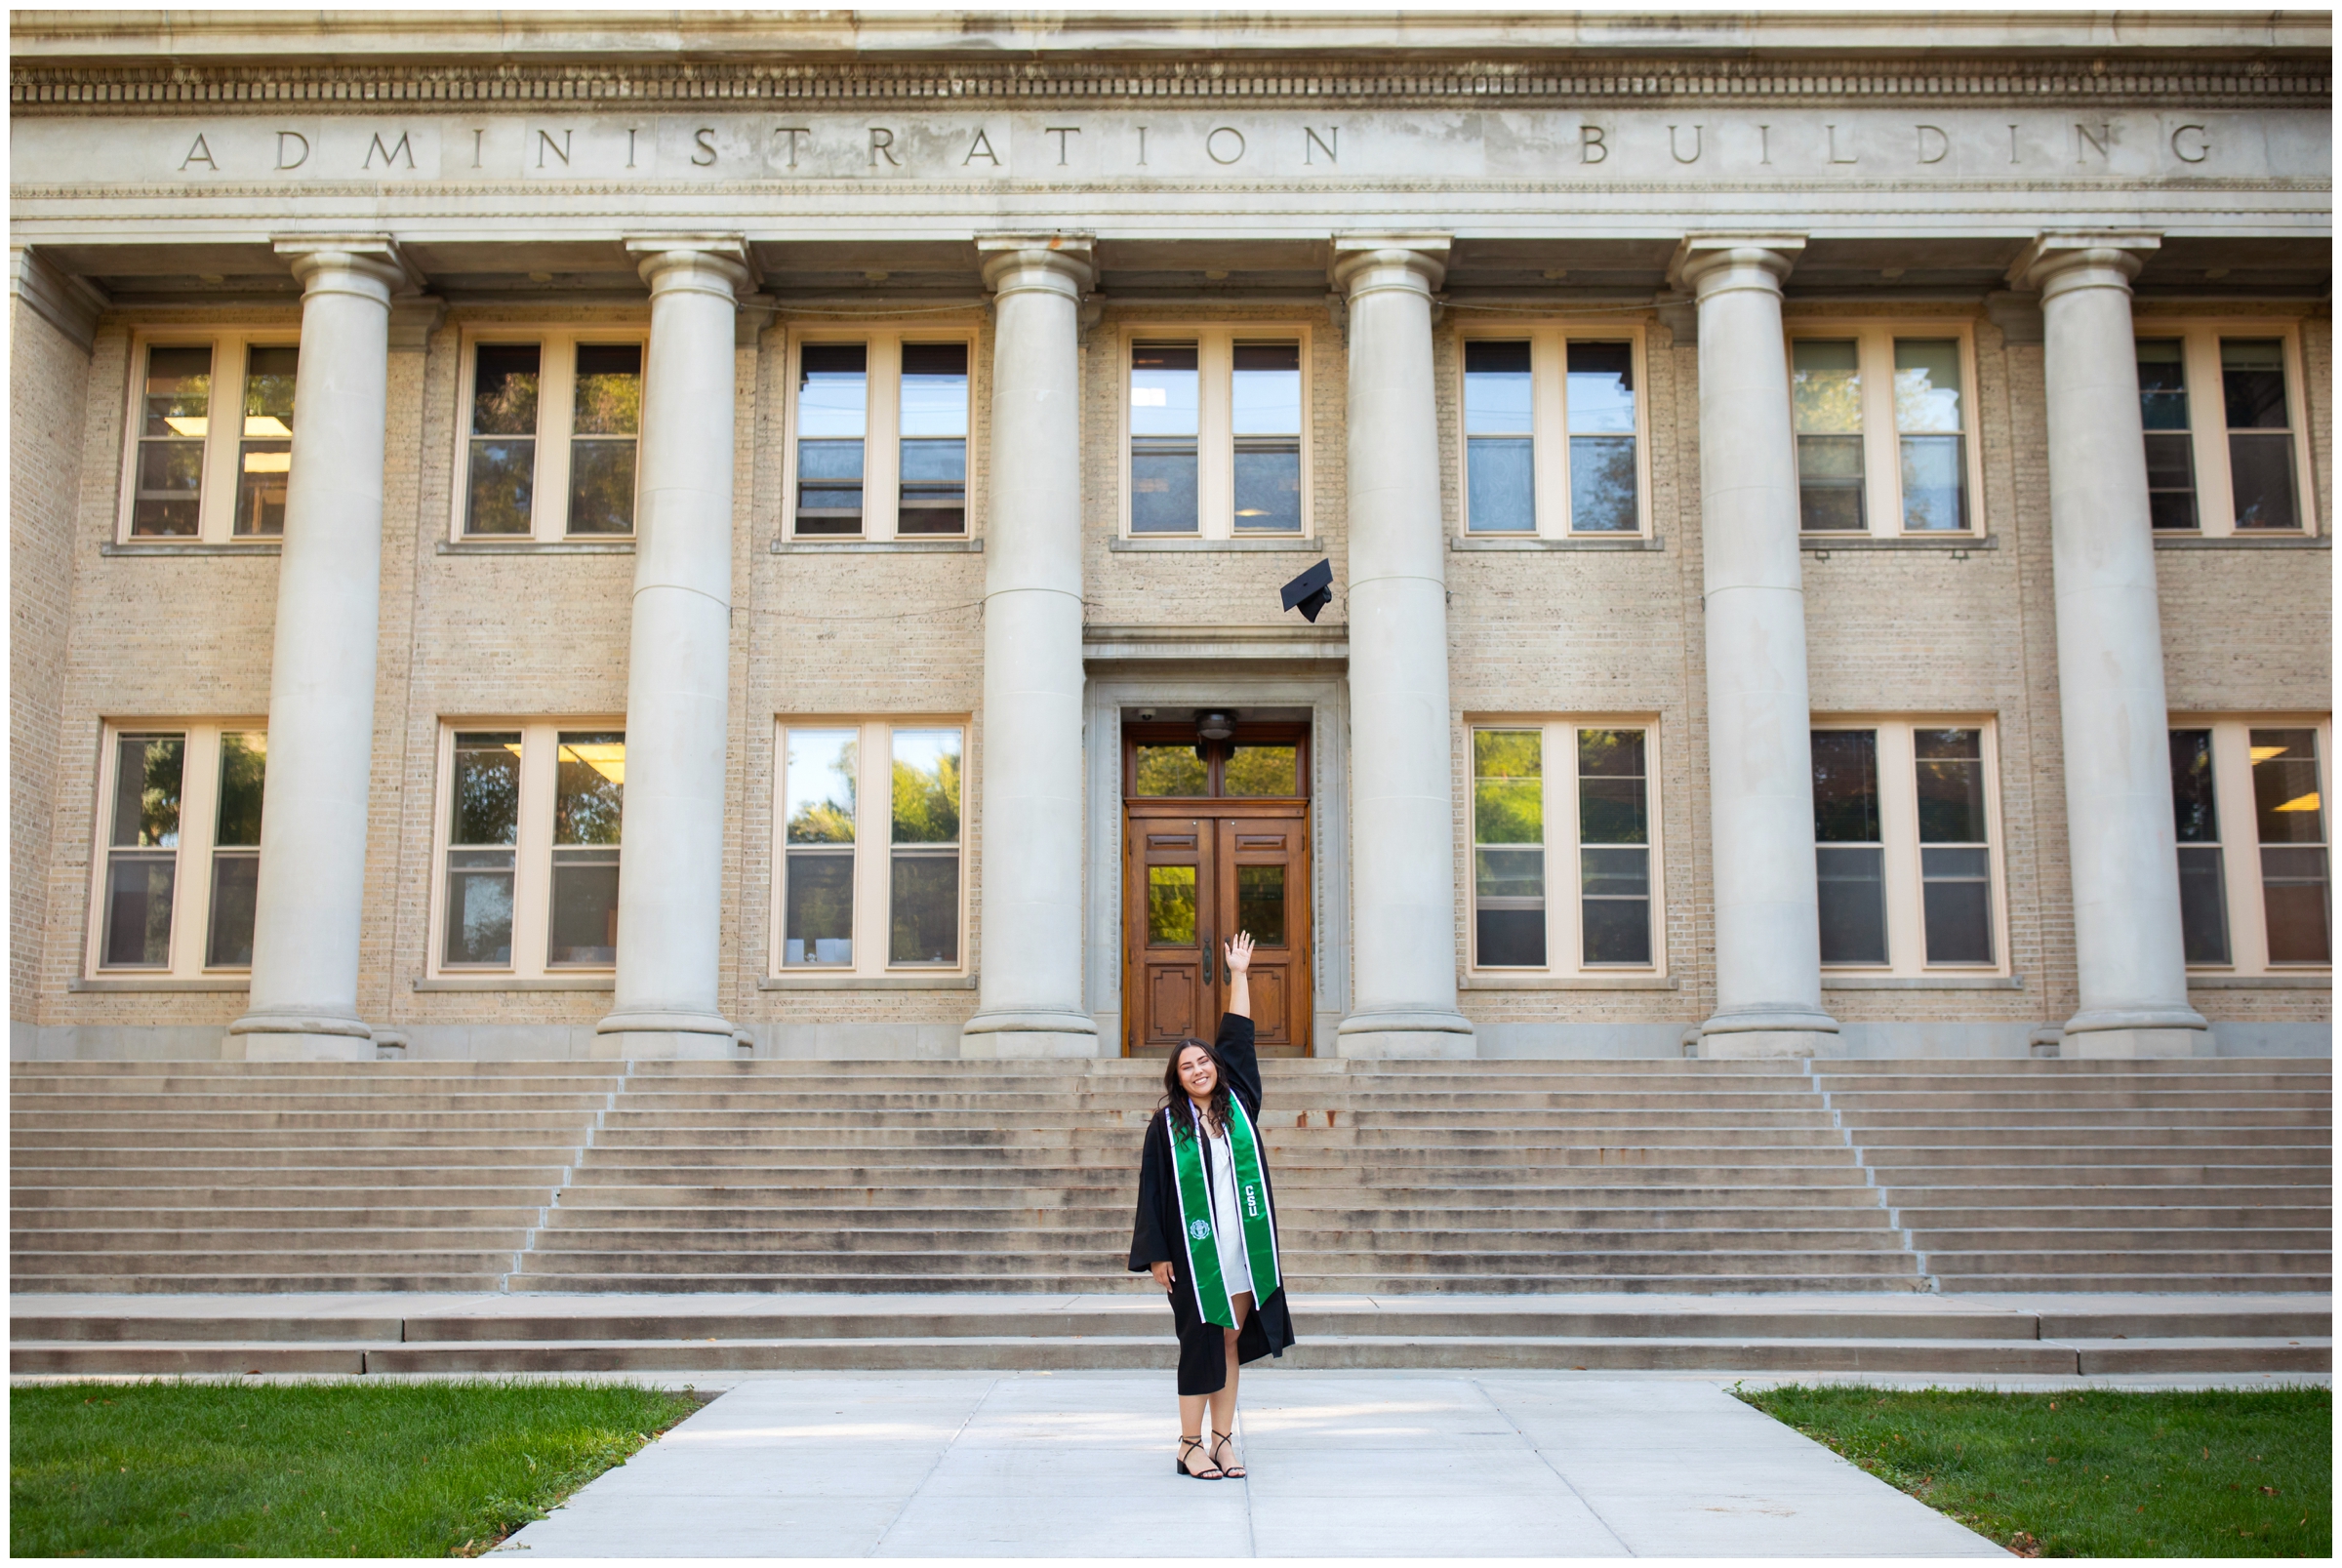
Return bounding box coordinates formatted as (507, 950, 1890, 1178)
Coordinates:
(498, 1372, 2007, 1557)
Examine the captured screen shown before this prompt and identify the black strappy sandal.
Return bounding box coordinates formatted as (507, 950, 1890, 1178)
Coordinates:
(1211, 1428, 1246, 1479)
(1176, 1434, 1225, 1480)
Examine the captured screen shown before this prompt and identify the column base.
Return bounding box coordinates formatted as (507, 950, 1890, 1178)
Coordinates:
(2062, 1005, 2209, 1060)
(1335, 1010, 1476, 1060)
(1696, 1006, 1842, 1061)
(960, 1010, 1102, 1059)
(224, 1012, 376, 1063)
(593, 1011, 743, 1061)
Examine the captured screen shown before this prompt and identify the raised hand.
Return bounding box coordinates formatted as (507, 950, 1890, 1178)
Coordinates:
(1224, 930, 1254, 976)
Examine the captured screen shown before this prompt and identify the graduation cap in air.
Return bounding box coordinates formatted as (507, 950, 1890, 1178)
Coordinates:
(1279, 558, 1334, 623)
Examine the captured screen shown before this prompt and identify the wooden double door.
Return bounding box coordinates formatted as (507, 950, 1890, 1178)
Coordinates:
(1121, 727, 1312, 1057)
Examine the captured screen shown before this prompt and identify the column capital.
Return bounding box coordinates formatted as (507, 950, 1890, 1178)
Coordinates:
(2010, 229, 2160, 298)
(1665, 233, 1805, 298)
(626, 234, 753, 301)
(977, 232, 1096, 297)
(1330, 233, 1449, 298)
(272, 234, 408, 302)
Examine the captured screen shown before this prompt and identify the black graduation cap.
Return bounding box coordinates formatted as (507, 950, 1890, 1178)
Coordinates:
(1279, 558, 1334, 623)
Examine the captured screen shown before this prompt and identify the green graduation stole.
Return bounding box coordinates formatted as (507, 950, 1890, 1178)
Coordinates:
(1165, 1097, 1282, 1329)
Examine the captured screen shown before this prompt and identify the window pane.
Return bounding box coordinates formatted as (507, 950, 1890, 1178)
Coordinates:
(1133, 745, 1208, 797)
(1233, 440, 1302, 532)
(797, 344, 868, 437)
(1578, 728, 1645, 776)
(1566, 342, 1635, 435)
(234, 439, 291, 537)
(547, 849, 620, 967)
(1891, 340, 1962, 433)
(1793, 341, 1862, 433)
(2170, 730, 2218, 845)
(102, 856, 177, 968)
(451, 733, 522, 846)
(900, 342, 969, 437)
(1464, 341, 1533, 434)
(232, 345, 299, 538)
(2144, 432, 2199, 531)
(1474, 848, 1546, 967)
(1914, 729, 1986, 843)
(892, 729, 961, 845)
(1578, 729, 1648, 847)
(465, 432, 535, 535)
(132, 440, 204, 537)
(1148, 864, 1197, 945)
(205, 852, 259, 968)
(1811, 731, 1880, 844)
(572, 344, 641, 435)
(215, 732, 265, 848)
(1473, 729, 1543, 845)
(241, 345, 298, 423)
(1232, 342, 1300, 435)
(1224, 744, 1298, 798)
(889, 850, 959, 964)
(111, 735, 184, 848)
(1581, 845, 1650, 965)
(1568, 436, 1636, 533)
(1467, 438, 1535, 532)
(1920, 846, 1994, 964)
(143, 345, 214, 438)
(1131, 438, 1199, 533)
(1899, 434, 1967, 532)
(2259, 846, 2330, 964)
(567, 439, 637, 536)
(554, 732, 625, 846)
(1797, 434, 1866, 531)
(786, 729, 858, 844)
(2249, 729, 2322, 845)
(2220, 339, 2289, 429)
(134, 346, 212, 537)
(2177, 845, 2231, 966)
(1236, 864, 1286, 946)
(471, 344, 541, 436)
(442, 849, 514, 966)
(2228, 434, 2298, 530)
(898, 437, 967, 534)
(1130, 342, 1199, 436)
(1817, 846, 1887, 964)
(2136, 339, 2190, 431)
(784, 849, 854, 965)
(794, 437, 866, 534)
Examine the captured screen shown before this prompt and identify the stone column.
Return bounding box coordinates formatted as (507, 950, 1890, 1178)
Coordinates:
(1331, 236, 1474, 1060)
(960, 234, 1101, 1058)
(1669, 234, 1840, 1060)
(594, 238, 749, 1061)
(227, 240, 404, 1063)
(2018, 231, 2208, 1059)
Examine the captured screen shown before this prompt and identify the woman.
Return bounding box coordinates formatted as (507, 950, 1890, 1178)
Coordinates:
(1127, 930, 1297, 1481)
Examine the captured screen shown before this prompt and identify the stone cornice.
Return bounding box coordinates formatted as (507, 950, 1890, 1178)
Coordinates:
(11, 55, 2331, 114)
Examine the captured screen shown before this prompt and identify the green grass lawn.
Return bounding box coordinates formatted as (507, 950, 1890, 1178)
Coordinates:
(1738, 1384, 2332, 1558)
(10, 1380, 703, 1557)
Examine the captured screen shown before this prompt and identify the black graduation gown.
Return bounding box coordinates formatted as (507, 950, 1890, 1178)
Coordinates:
(1127, 1012, 1299, 1395)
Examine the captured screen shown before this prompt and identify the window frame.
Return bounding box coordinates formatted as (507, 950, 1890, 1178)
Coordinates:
(1115, 322, 1316, 542)
(781, 325, 982, 543)
(1785, 321, 1986, 541)
(426, 719, 626, 979)
(448, 325, 651, 544)
(2169, 713, 2334, 976)
(84, 719, 268, 978)
(770, 716, 971, 979)
(2129, 320, 2321, 538)
(1454, 323, 1653, 540)
(117, 330, 303, 545)
(1810, 717, 2011, 978)
(1463, 715, 1668, 980)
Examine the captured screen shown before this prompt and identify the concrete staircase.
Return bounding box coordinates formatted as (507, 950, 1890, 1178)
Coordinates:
(10, 1058, 2329, 1301)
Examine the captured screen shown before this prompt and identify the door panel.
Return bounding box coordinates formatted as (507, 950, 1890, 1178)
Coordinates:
(1124, 802, 1312, 1056)
(1218, 817, 1308, 1052)
(1129, 821, 1209, 1053)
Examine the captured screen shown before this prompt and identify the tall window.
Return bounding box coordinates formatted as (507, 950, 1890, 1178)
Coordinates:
(1791, 327, 1978, 538)
(1811, 721, 2005, 975)
(1470, 721, 1662, 975)
(123, 335, 300, 544)
(2169, 721, 2331, 972)
(88, 724, 266, 976)
(459, 332, 645, 541)
(775, 720, 966, 976)
(434, 724, 625, 975)
(787, 333, 975, 541)
(2131, 325, 2317, 537)
(1459, 330, 1644, 537)
(1124, 328, 1312, 539)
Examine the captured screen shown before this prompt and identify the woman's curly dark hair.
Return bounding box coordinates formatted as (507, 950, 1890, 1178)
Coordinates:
(1159, 1035, 1234, 1144)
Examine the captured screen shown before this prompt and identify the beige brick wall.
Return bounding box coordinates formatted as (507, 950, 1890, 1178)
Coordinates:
(14, 291, 2331, 1057)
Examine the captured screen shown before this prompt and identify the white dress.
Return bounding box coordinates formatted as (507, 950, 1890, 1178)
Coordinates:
(1202, 1120, 1255, 1298)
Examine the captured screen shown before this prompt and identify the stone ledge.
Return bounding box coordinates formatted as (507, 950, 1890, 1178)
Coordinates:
(1462, 974, 1678, 990)
(1451, 534, 1664, 552)
(1802, 534, 1998, 552)
(2154, 533, 2330, 549)
(411, 975, 615, 991)
(2188, 974, 2332, 989)
(1824, 975, 2024, 990)
(760, 974, 977, 990)
(101, 541, 280, 557)
(67, 976, 248, 992)
(771, 538, 982, 554)
(436, 539, 634, 555)
(1108, 536, 1317, 552)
